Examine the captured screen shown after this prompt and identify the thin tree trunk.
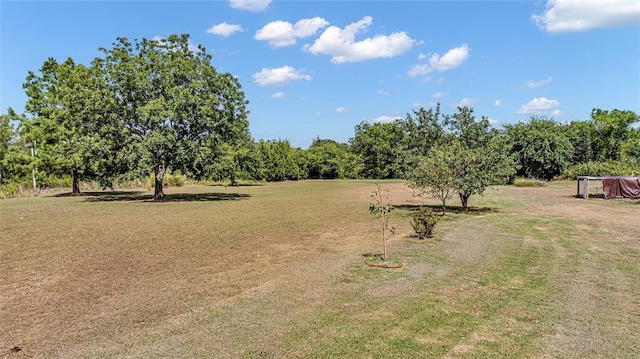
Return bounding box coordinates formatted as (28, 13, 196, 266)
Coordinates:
(154, 164, 166, 199)
(441, 199, 446, 216)
(382, 216, 387, 261)
(71, 169, 80, 195)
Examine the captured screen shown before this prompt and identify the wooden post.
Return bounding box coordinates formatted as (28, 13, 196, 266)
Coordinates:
(577, 177, 580, 197)
(583, 177, 589, 199)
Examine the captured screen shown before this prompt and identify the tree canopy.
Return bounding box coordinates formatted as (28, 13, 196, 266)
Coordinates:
(2, 35, 638, 199)
(100, 34, 250, 198)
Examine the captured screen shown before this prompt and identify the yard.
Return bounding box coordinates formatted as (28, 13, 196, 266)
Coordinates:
(1, 180, 639, 358)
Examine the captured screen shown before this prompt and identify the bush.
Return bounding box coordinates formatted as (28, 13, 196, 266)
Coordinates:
(559, 161, 639, 180)
(0, 182, 35, 199)
(163, 170, 186, 187)
(513, 178, 547, 187)
(411, 207, 439, 239)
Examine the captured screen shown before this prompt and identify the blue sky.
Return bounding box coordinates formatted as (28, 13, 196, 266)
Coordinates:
(2, 0, 639, 148)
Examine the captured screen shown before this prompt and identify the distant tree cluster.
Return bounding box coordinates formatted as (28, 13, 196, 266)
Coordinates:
(2, 34, 638, 204)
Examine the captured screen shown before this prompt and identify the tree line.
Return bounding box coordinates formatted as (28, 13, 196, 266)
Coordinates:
(1, 34, 639, 205)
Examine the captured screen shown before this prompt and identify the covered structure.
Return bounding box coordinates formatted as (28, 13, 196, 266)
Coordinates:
(577, 176, 640, 199)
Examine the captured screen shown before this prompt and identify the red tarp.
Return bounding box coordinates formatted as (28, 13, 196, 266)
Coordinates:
(602, 177, 640, 199)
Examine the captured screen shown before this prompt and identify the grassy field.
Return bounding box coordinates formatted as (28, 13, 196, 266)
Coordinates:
(1, 180, 639, 358)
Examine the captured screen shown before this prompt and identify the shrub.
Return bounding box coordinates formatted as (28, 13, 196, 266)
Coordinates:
(163, 171, 186, 187)
(513, 178, 547, 187)
(411, 207, 439, 239)
(559, 161, 639, 180)
(0, 182, 35, 199)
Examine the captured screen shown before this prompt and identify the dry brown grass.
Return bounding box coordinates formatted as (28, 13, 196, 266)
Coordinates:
(1, 180, 638, 358)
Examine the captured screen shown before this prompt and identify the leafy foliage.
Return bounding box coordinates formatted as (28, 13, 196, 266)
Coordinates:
(410, 207, 439, 239)
(591, 108, 639, 161)
(256, 139, 305, 181)
(306, 138, 362, 179)
(3, 37, 639, 198)
(350, 121, 409, 179)
(408, 106, 516, 211)
(558, 161, 638, 179)
(100, 34, 249, 198)
(0, 114, 16, 184)
(505, 117, 574, 180)
(408, 143, 458, 215)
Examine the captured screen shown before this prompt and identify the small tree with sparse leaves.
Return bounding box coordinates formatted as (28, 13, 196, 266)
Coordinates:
(369, 183, 394, 261)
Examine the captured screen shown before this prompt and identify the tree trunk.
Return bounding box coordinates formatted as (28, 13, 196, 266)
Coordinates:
(381, 216, 387, 261)
(459, 193, 469, 211)
(441, 199, 446, 216)
(154, 164, 166, 199)
(71, 169, 80, 195)
(230, 170, 237, 186)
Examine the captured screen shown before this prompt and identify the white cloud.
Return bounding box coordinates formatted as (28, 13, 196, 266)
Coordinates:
(229, 0, 271, 12)
(271, 92, 285, 98)
(408, 44, 470, 77)
(377, 89, 390, 96)
(526, 76, 553, 88)
(418, 53, 427, 60)
(304, 16, 414, 63)
(255, 17, 329, 47)
(369, 115, 403, 123)
(432, 91, 445, 99)
(494, 100, 503, 106)
(336, 106, 348, 113)
(532, 0, 640, 32)
(518, 97, 561, 114)
(487, 117, 500, 125)
(252, 66, 312, 86)
(551, 109, 565, 116)
(456, 97, 477, 108)
(206, 22, 243, 37)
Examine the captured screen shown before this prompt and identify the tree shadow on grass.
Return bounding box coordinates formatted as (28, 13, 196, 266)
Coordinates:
(206, 183, 264, 188)
(54, 191, 251, 203)
(394, 203, 498, 215)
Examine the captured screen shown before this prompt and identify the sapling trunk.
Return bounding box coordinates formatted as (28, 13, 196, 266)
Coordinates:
(370, 184, 393, 262)
(380, 190, 387, 261)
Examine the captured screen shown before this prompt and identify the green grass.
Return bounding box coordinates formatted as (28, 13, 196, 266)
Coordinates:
(1, 180, 639, 358)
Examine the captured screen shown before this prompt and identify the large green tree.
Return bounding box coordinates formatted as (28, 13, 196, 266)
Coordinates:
(407, 106, 515, 211)
(101, 34, 249, 198)
(407, 143, 458, 215)
(1, 110, 37, 186)
(505, 117, 574, 180)
(565, 120, 597, 165)
(19, 57, 121, 193)
(0, 114, 13, 184)
(306, 138, 361, 179)
(591, 108, 639, 161)
(404, 104, 445, 158)
(350, 120, 409, 179)
(256, 139, 305, 181)
(620, 127, 640, 169)
(443, 107, 516, 210)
